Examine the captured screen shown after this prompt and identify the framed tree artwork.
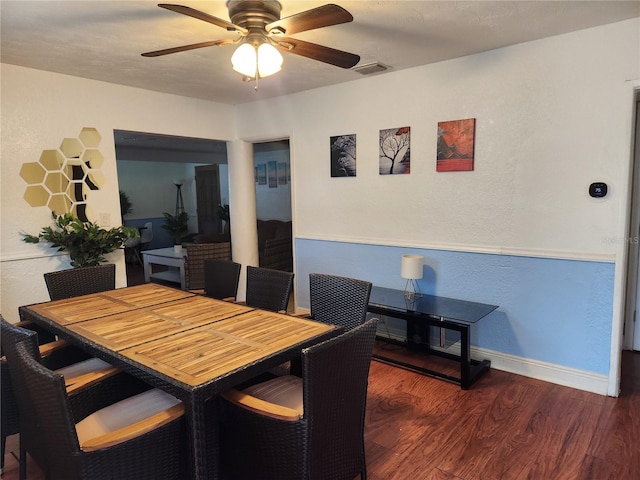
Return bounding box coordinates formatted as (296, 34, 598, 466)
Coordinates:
(330, 134, 356, 177)
(379, 126, 410, 174)
(437, 118, 476, 172)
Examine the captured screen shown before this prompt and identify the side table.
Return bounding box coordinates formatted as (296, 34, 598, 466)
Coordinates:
(142, 247, 186, 290)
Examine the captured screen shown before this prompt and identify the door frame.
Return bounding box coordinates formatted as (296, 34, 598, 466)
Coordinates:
(623, 90, 640, 351)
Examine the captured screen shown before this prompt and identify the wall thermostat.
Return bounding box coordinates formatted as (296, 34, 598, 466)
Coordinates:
(589, 182, 608, 198)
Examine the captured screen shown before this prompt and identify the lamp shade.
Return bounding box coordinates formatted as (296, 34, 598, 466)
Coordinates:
(231, 43, 257, 77)
(231, 42, 283, 78)
(401, 255, 424, 280)
(257, 43, 283, 77)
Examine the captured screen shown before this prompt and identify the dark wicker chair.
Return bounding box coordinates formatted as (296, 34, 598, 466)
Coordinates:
(245, 265, 294, 313)
(0, 316, 56, 472)
(0, 318, 119, 479)
(183, 242, 232, 291)
(220, 318, 378, 480)
(1, 314, 85, 471)
(308, 273, 373, 331)
(203, 259, 242, 301)
(4, 330, 186, 480)
(44, 263, 116, 301)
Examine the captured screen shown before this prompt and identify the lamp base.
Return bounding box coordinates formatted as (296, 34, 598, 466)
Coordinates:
(403, 279, 423, 301)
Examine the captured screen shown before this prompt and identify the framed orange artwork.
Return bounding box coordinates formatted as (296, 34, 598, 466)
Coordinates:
(437, 118, 476, 172)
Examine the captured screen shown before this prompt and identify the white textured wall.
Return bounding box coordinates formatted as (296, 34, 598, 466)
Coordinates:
(232, 19, 639, 393)
(117, 160, 204, 226)
(235, 19, 639, 259)
(1, 20, 638, 392)
(1, 65, 235, 321)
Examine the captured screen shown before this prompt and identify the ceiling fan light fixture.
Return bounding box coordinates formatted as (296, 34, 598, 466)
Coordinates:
(231, 41, 283, 79)
(231, 43, 258, 77)
(144, 2, 359, 77)
(257, 43, 283, 77)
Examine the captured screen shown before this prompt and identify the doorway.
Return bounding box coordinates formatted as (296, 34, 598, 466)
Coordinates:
(113, 130, 229, 284)
(195, 165, 222, 235)
(253, 139, 293, 273)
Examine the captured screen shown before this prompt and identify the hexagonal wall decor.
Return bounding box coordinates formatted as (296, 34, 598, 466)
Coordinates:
(24, 185, 50, 207)
(79, 127, 102, 148)
(48, 193, 72, 214)
(82, 149, 104, 169)
(44, 172, 70, 194)
(60, 138, 84, 159)
(21, 128, 106, 221)
(39, 150, 65, 170)
(20, 163, 46, 184)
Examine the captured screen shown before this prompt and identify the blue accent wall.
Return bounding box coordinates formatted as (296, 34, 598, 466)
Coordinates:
(295, 238, 614, 374)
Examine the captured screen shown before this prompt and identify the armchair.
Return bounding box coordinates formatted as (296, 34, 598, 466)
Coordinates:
(245, 266, 294, 313)
(220, 318, 378, 480)
(183, 242, 231, 291)
(44, 264, 116, 301)
(308, 273, 372, 331)
(203, 259, 242, 301)
(4, 331, 185, 480)
(1, 318, 118, 479)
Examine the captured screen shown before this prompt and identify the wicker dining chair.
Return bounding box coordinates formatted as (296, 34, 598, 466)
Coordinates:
(0, 315, 56, 472)
(4, 330, 186, 480)
(245, 265, 294, 313)
(220, 318, 378, 480)
(203, 259, 242, 301)
(308, 273, 373, 331)
(183, 242, 232, 291)
(44, 263, 116, 301)
(1, 314, 91, 471)
(1, 318, 119, 479)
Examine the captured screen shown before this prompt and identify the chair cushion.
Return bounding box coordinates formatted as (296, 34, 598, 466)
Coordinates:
(75, 388, 181, 445)
(242, 375, 303, 415)
(55, 357, 112, 379)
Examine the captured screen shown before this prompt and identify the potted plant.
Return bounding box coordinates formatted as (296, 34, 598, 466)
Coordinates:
(22, 212, 138, 268)
(119, 190, 133, 219)
(161, 212, 190, 252)
(216, 204, 230, 236)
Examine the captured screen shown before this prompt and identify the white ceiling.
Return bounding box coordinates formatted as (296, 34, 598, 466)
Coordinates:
(1, 1, 639, 106)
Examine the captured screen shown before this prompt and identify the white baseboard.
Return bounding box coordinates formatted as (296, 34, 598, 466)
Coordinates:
(374, 325, 609, 395)
(476, 346, 609, 395)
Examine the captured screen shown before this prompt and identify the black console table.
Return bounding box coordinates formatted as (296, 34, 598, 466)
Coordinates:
(368, 286, 498, 389)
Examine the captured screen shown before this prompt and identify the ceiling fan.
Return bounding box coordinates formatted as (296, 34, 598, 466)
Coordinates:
(142, 1, 361, 79)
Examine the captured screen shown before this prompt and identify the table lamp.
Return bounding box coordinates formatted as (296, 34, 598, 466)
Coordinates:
(401, 254, 424, 300)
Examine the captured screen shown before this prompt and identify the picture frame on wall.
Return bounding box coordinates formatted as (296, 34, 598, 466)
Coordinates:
(277, 162, 287, 185)
(268, 160, 277, 188)
(330, 134, 356, 177)
(256, 164, 267, 185)
(379, 126, 411, 174)
(437, 118, 476, 172)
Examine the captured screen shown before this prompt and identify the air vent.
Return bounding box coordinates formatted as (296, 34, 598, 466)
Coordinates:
(353, 62, 389, 75)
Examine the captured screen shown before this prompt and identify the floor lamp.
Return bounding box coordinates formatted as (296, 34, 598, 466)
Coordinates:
(174, 182, 184, 216)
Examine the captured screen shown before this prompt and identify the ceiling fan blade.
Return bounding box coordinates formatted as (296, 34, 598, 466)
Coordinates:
(274, 37, 359, 69)
(266, 4, 353, 35)
(142, 39, 234, 57)
(158, 4, 247, 35)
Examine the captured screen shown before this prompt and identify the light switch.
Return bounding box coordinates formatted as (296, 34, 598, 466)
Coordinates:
(100, 212, 111, 227)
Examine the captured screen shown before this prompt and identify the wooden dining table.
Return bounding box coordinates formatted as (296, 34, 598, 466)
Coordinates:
(19, 283, 340, 480)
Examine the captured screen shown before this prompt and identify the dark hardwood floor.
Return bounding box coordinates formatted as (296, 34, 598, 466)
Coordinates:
(365, 350, 640, 480)
(3, 327, 639, 479)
